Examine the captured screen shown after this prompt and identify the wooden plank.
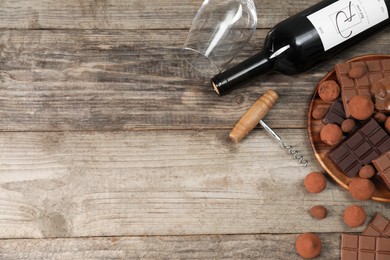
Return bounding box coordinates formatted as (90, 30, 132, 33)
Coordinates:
(0, 0, 320, 30)
(1, 29, 389, 131)
(0, 130, 388, 238)
(0, 233, 341, 259)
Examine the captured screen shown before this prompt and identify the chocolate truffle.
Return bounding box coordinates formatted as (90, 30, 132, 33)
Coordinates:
(309, 205, 328, 220)
(385, 117, 390, 133)
(343, 205, 366, 228)
(358, 165, 375, 179)
(374, 112, 387, 123)
(295, 233, 322, 259)
(348, 95, 374, 120)
(320, 123, 343, 146)
(341, 119, 355, 133)
(318, 80, 340, 102)
(312, 107, 328, 120)
(348, 177, 375, 201)
(348, 65, 366, 79)
(304, 172, 327, 194)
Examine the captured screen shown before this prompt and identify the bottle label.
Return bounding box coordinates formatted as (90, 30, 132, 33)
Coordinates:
(307, 0, 389, 51)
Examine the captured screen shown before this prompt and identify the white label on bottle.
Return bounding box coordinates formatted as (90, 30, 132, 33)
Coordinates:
(307, 0, 388, 51)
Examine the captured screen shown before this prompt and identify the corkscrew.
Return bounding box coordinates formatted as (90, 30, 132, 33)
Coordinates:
(259, 120, 308, 167)
(229, 90, 308, 167)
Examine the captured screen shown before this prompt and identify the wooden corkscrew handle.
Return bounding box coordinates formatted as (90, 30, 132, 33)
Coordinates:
(229, 89, 278, 143)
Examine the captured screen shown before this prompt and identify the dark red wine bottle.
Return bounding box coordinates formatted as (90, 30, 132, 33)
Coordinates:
(211, 0, 390, 95)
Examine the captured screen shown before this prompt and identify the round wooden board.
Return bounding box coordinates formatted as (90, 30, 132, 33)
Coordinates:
(307, 54, 390, 203)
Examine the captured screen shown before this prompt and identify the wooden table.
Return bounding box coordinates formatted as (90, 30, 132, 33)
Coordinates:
(0, 0, 389, 259)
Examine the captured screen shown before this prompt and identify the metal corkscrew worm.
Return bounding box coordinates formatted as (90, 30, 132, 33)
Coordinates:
(259, 120, 308, 167)
(229, 89, 308, 167)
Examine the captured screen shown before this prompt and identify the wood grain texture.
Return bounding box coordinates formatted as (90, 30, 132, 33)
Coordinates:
(1, 29, 390, 131)
(0, 234, 341, 260)
(2, 0, 390, 257)
(0, 130, 388, 239)
(0, 0, 319, 30)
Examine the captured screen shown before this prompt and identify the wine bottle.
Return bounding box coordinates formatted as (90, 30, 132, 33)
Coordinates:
(211, 0, 390, 95)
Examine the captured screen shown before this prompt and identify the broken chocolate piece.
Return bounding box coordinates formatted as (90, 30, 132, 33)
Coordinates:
(372, 151, 390, 190)
(372, 77, 390, 112)
(323, 98, 346, 125)
(362, 213, 390, 238)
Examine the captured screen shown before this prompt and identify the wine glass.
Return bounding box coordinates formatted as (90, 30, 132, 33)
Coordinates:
(182, 0, 257, 77)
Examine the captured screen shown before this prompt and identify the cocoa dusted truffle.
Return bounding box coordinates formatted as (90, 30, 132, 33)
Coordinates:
(341, 119, 355, 133)
(358, 165, 375, 179)
(348, 177, 375, 201)
(304, 172, 327, 194)
(343, 205, 366, 228)
(309, 205, 328, 220)
(374, 112, 387, 123)
(320, 123, 343, 146)
(348, 65, 366, 79)
(348, 95, 374, 120)
(385, 117, 390, 133)
(295, 233, 322, 259)
(312, 107, 328, 120)
(318, 80, 340, 102)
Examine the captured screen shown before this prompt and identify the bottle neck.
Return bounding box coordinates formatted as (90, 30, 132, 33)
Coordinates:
(211, 51, 274, 95)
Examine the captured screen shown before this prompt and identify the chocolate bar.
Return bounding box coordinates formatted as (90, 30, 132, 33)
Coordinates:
(372, 151, 390, 190)
(362, 213, 390, 238)
(341, 233, 390, 260)
(323, 98, 346, 125)
(328, 118, 390, 178)
(335, 59, 390, 117)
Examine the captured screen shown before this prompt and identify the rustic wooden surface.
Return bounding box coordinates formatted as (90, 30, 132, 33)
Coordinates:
(0, 0, 389, 259)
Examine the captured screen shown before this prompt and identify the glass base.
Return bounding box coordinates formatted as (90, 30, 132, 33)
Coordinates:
(181, 47, 220, 78)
